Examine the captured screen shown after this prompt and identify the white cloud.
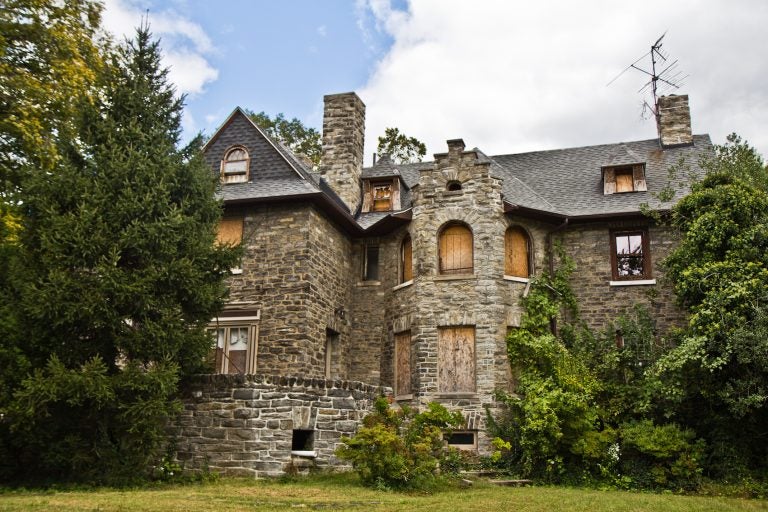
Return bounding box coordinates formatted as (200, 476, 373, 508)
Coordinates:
(101, 0, 218, 97)
(317, 25, 327, 37)
(358, 0, 768, 163)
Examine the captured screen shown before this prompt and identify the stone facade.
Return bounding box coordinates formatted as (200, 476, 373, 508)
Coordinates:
(174, 375, 387, 477)
(556, 222, 686, 335)
(179, 90, 710, 475)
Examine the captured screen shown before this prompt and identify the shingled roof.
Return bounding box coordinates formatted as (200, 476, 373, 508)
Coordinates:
(205, 105, 713, 231)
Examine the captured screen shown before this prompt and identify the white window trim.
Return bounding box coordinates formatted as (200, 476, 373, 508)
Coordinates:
(609, 279, 657, 287)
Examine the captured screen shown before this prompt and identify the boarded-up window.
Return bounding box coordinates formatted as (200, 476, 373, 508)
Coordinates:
(401, 235, 413, 283)
(438, 326, 475, 393)
(603, 164, 647, 194)
(395, 331, 412, 396)
(325, 329, 339, 379)
(439, 224, 473, 275)
(221, 147, 250, 184)
(372, 183, 392, 211)
(217, 218, 243, 246)
(505, 226, 530, 278)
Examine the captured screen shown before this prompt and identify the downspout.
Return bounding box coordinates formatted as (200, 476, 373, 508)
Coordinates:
(547, 217, 569, 335)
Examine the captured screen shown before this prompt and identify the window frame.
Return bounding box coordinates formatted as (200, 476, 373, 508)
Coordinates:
(610, 228, 652, 281)
(438, 223, 474, 276)
(371, 181, 393, 212)
(362, 244, 380, 281)
(207, 316, 259, 375)
(220, 146, 250, 184)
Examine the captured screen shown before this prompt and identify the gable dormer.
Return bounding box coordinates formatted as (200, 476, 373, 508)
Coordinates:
(602, 164, 647, 194)
(361, 177, 402, 212)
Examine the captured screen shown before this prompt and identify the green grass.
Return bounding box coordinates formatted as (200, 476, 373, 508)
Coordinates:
(1, 473, 766, 512)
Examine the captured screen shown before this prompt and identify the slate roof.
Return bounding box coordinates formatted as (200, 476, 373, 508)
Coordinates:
(491, 135, 713, 217)
(205, 106, 713, 230)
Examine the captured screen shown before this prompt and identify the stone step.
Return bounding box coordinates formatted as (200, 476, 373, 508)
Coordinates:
(489, 479, 533, 487)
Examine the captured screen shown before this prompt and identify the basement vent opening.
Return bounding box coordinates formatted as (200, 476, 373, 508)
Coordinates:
(447, 431, 476, 449)
(292, 429, 315, 452)
(447, 180, 462, 191)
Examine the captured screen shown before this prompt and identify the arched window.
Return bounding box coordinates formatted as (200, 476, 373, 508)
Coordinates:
(400, 235, 413, 283)
(221, 146, 250, 183)
(439, 223, 473, 275)
(505, 226, 531, 278)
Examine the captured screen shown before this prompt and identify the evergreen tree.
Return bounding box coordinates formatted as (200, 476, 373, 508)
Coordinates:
(0, 25, 238, 484)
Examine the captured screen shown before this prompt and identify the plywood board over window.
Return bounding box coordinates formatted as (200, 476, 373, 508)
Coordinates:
(438, 326, 475, 393)
(216, 218, 243, 246)
(401, 236, 413, 283)
(395, 331, 412, 396)
(439, 224, 473, 274)
(505, 227, 530, 278)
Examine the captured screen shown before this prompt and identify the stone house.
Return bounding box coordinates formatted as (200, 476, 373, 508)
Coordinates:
(174, 92, 712, 477)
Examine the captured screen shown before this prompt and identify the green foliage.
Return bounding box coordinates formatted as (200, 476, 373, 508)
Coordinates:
(376, 127, 427, 164)
(336, 397, 463, 489)
(619, 420, 704, 490)
(499, 256, 616, 481)
(247, 110, 321, 167)
(654, 134, 768, 476)
(0, 24, 238, 484)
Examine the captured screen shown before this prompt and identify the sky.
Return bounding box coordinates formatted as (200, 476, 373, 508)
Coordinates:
(101, 0, 768, 166)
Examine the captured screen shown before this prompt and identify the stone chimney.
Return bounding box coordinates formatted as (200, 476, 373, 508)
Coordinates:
(320, 92, 365, 213)
(656, 94, 693, 148)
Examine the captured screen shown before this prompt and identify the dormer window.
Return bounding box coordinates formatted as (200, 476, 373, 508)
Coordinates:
(603, 164, 647, 194)
(221, 146, 250, 184)
(372, 183, 392, 211)
(362, 178, 401, 213)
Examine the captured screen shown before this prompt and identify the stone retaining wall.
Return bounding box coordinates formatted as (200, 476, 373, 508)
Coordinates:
(173, 374, 389, 478)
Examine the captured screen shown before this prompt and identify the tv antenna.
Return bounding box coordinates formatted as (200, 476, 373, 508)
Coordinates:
(607, 32, 688, 119)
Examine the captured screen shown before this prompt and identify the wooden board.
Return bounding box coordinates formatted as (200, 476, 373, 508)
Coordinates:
(438, 326, 475, 392)
(505, 227, 529, 277)
(395, 331, 411, 395)
(217, 218, 243, 246)
(439, 225, 473, 274)
(401, 236, 413, 282)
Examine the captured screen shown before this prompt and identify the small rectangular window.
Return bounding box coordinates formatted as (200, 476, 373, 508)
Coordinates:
(363, 245, 380, 281)
(372, 183, 392, 211)
(447, 432, 476, 448)
(610, 229, 651, 280)
(292, 430, 314, 451)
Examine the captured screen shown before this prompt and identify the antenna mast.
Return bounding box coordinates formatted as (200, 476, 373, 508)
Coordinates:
(607, 33, 688, 120)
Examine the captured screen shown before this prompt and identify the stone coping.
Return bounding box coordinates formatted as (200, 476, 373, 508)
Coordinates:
(184, 373, 390, 395)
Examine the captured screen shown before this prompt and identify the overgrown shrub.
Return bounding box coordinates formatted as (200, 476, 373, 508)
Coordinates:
(619, 420, 704, 490)
(336, 397, 463, 489)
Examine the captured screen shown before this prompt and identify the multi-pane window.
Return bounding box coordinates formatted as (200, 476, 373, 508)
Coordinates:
(439, 224, 473, 275)
(221, 146, 250, 183)
(610, 230, 651, 280)
(209, 324, 255, 374)
(505, 226, 531, 278)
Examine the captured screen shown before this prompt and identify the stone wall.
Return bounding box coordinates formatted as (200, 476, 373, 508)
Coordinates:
(174, 374, 387, 478)
(657, 94, 693, 148)
(225, 203, 353, 379)
(557, 222, 686, 336)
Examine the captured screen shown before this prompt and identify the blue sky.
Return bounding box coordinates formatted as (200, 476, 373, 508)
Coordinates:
(103, 0, 768, 164)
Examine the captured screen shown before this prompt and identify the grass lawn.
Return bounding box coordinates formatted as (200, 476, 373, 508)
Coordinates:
(1, 473, 766, 512)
